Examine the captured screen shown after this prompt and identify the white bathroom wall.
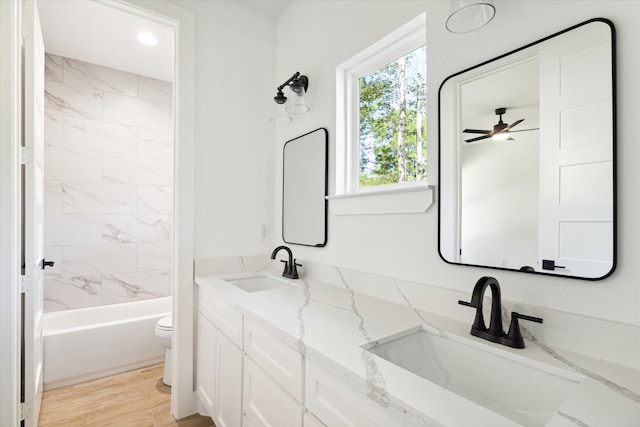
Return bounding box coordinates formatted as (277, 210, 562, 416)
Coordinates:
(43, 54, 174, 311)
(460, 136, 539, 269)
(167, 0, 277, 260)
(273, 1, 640, 326)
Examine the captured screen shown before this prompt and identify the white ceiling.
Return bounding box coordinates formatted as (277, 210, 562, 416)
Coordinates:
(460, 56, 540, 142)
(38, 0, 175, 82)
(37, 0, 293, 83)
(236, 0, 293, 18)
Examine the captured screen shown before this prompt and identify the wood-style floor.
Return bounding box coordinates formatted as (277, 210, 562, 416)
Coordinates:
(38, 364, 215, 427)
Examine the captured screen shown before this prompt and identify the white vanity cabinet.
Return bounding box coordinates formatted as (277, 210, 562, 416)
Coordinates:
(305, 359, 400, 427)
(195, 278, 404, 427)
(304, 413, 328, 427)
(244, 319, 303, 400)
(214, 331, 243, 427)
(197, 287, 243, 427)
(243, 358, 303, 426)
(243, 319, 304, 426)
(196, 312, 216, 414)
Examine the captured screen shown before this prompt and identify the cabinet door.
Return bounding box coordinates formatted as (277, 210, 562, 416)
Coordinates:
(214, 331, 243, 427)
(197, 313, 217, 416)
(243, 358, 303, 427)
(244, 319, 302, 400)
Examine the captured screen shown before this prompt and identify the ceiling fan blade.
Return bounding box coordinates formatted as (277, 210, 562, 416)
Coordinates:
(462, 128, 492, 134)
(465, 134, 491, 143)
(505, 118, 524, 130)
(509, 127, 540, 133)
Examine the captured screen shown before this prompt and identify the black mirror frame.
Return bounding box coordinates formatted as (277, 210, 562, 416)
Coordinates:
(282, 127, 329, 248)
(437, 18, 617, 281)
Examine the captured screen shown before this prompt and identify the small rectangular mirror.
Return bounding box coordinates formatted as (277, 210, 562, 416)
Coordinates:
(282, 128, 328, 247)
(438, 19, 616, 280)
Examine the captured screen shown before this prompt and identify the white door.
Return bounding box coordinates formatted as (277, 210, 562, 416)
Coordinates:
(538, 22, 614, 278)
(22, 0, 46, 425)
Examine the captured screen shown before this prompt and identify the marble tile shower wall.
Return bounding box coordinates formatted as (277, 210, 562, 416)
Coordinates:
(43, 54, 173, 312)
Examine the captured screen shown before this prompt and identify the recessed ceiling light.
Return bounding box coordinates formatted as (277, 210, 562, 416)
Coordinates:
(137, 32, 158, 46)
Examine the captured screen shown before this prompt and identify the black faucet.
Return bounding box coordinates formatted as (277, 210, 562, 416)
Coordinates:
(458, 276, 543, 349)
(270, 245, 301, 279)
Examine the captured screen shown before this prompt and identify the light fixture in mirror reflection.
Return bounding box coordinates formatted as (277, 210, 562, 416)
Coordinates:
(282, 128, 328, 247)
(438, 18, 616, 280)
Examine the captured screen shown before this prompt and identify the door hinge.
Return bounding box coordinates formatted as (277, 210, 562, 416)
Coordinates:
(19, 401, 29, 422)
(21, 275, 32, 293)
(22, 17, 33, 40)
(20, 146, 33, 165)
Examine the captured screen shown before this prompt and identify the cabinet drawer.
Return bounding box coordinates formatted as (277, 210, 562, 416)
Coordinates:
(304, 412, 327, 427)
(243, 357, 303, 427)
(306, 360, 400, 427)
(244, 319, 302, 401)
(199, 286, 243, 348)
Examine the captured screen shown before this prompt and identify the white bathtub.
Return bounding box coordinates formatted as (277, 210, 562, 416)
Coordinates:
(42, 297, 172, 390)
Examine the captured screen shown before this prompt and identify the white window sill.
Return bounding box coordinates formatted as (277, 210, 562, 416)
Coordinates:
(326, 185, 434, 215)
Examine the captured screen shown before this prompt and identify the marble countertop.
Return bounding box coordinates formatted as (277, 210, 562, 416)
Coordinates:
(194, 269, 640, 427)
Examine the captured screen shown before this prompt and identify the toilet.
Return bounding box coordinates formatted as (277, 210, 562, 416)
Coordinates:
(155, 315, 173, 386)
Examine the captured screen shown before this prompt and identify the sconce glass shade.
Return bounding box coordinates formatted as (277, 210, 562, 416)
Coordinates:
(446, 0, 495, 33)
(269, 102, 292, 123)
(285, 85, 310, 114)
(270, 73, 310, 121)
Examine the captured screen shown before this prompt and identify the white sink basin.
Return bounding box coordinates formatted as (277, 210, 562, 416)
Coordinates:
(364, 326, 583, 426)
(224, 274, 291, 293)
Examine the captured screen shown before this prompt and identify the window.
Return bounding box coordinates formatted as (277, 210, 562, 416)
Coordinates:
(336, 14, 427, 195)
(359, 46, 426, 188)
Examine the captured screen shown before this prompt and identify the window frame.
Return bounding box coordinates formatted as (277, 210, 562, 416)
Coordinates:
(336, 13, 428, 196)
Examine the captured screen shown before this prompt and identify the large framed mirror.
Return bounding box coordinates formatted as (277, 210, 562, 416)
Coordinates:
(438, 18, 616, 280)
(282, 128, 328, 247)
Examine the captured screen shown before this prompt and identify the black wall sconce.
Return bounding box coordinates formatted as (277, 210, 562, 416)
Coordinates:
(270, 72, 309, 123)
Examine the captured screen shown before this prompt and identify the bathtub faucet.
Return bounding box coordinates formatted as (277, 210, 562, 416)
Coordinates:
(270, 245, 301, 279)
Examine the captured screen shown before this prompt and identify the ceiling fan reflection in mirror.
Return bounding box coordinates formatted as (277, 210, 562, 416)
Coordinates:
(463, 107, 538, 143)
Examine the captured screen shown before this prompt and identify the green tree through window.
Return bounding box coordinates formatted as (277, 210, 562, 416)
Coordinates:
(359, 45, 427, 187)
